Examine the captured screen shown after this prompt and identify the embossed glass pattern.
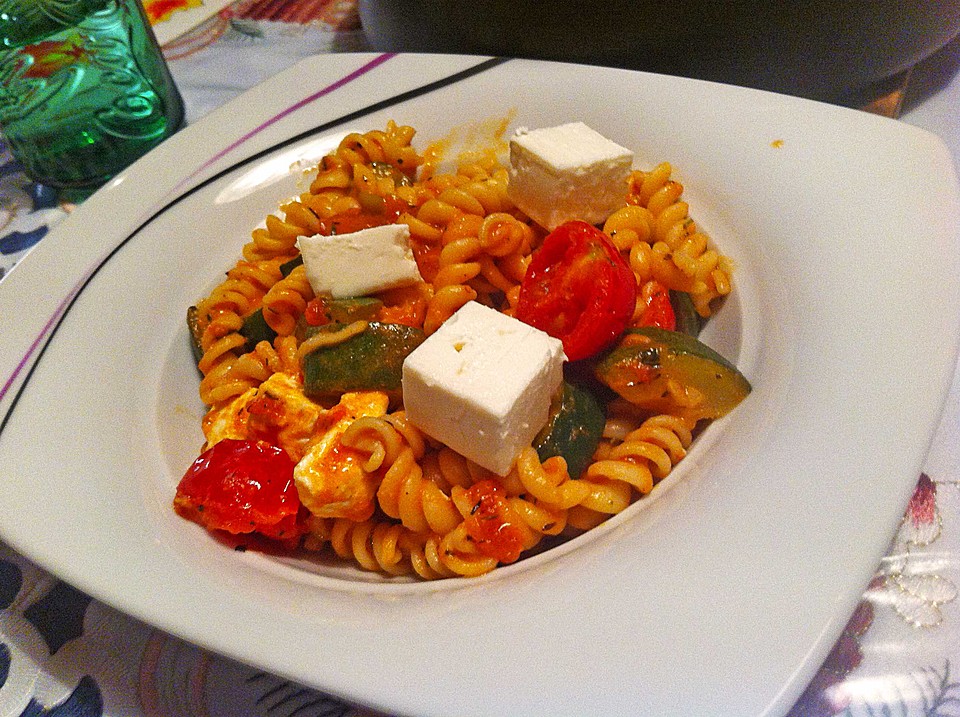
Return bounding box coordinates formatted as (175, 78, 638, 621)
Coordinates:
(0, 0, 183, 194)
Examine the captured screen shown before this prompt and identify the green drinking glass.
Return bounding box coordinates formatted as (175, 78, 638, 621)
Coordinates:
(0, 0, 184, 198)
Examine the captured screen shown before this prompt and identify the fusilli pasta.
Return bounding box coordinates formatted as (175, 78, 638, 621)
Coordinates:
(179, 120, 745, 581)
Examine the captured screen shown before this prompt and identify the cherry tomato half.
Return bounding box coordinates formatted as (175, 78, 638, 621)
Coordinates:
(174, 439, 303, 541)
(515, 221, 637, 361)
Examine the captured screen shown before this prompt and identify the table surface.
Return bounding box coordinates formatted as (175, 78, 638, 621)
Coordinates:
(3, 2, 960, 716)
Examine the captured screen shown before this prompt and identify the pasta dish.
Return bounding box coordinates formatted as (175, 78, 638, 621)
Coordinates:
(175, 120, 750, 580)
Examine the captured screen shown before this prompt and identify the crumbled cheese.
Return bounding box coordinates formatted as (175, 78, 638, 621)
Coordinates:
(401, 302, 566, 475)
(293, 391, 390, 522)
(297, 223, 422, 298)
(507, 121, 634, 230)
(202, 372, 325, 463)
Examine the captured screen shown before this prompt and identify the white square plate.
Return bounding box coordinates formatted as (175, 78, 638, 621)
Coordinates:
(1, 54, 959, 716)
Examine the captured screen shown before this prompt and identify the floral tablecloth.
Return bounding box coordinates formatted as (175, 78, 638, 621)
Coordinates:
(2, 3, 960, 715)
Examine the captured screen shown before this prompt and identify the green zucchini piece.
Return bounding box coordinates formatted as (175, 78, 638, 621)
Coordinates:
(240, 308, 278, 352)
(670, 290, 702, 337)
(279, 254, 304, 277)
(293, 297, 385, 342)
(326, 297, 384, 324)
(186, 305, 280, 364)
(186, 306, 204, 364)
(302, 322, 425, 400)
(595, 326, 750, 420)
(534, 382, 606, 478)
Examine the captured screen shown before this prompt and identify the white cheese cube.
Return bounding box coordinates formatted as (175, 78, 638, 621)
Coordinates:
(401, 301, 566, 476)
(297, 223, 422, 298)
(507, 122, 634, 231)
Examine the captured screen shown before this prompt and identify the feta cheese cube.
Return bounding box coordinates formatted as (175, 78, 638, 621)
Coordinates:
(507, 122, 634, 230)
(297, 223, 422, 299)
(401, 302, 566, 476)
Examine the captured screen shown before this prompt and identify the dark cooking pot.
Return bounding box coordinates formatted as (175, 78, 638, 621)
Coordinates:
(358, 0, 960, 101)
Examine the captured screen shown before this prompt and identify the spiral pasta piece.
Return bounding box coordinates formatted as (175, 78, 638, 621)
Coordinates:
(431, 446, 493, 489)
(422, 208, 535, 330)
(194, 260, 282, 350)
(433, 214, 484, 288)
(242, 200, 318, 263)
(448, 478, 567, 555)
(342, 414, 464, 536)
(309, 121, 421, 195)
(608, 163, 734, 317)
(319, 517, 415, 576)
(507, 494, 568, 545)
(582, 413, 695, 506)
(192, 259, 289, 406)
(199, 339, 282, 406)
(512, 447, 590, 509)
(391, 529, 494, 580)
(299, 190, 362, 221)
(436, 523, 502, 577)
(423, 284, 478, 335)
(388, 450, 465, 534)
(404, 533, 458, 580)
(261, 264, 315, 336)
(330, 421, 575, 577)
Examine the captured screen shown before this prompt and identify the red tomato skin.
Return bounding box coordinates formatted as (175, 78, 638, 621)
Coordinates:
(515, 221, 637, 361)
(635, 280, 676, 331)
(174, 439, 303, 539)
(303, 297, 330, 326)
(463, 479, 525, 564)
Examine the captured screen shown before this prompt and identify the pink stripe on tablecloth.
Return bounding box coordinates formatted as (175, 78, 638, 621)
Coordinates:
(243, 0, 287, 21)
(289, 0, 328, 23)
(235, 0, 359, 26)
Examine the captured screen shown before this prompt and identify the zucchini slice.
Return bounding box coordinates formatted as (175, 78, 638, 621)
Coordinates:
(595, 326, 750, 420)
(325, 297, 383, 324)
(534, 382, 606, 478)
(240, 308, 278, 353)
(670, 290, 702, 337)
(302, 322, 425, 400)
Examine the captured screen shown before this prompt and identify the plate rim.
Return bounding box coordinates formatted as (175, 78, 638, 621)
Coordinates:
(1, 52, 959, 717)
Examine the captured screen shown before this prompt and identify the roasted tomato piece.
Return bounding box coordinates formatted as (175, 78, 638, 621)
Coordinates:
(635, 279, 676, 331)
(174, 439, 303, 540)
(463, 479, 525, 564)
(515, 220, 636, 361)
